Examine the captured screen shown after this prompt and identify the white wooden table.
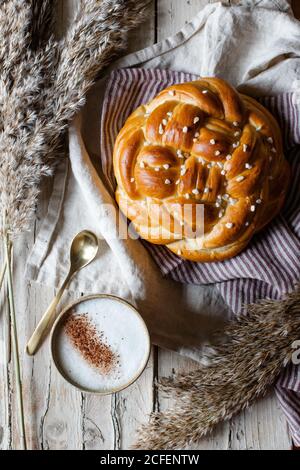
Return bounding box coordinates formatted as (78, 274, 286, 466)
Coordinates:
(0, 0, 298, 451)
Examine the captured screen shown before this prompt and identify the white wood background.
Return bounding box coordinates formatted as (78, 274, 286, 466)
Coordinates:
(0, 0, 299, 451)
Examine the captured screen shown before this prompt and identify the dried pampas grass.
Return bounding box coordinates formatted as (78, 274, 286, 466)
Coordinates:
(0, 0, 149, 235)
(0, 0, 149, 449)
(134, 287, 300, 450)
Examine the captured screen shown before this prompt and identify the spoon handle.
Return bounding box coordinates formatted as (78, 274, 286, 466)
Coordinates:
(26, 275, 71, 356)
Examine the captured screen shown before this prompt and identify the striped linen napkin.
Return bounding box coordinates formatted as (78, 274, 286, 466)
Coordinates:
(101, 67, 300, 445)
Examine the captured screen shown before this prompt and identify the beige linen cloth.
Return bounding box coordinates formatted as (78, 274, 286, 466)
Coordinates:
(26, 0, 300, 360)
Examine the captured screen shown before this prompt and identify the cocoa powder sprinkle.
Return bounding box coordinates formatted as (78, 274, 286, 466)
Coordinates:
(64, 312, 117, 375)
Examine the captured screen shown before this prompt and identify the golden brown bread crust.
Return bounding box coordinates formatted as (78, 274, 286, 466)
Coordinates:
(113, 77, 290, 262)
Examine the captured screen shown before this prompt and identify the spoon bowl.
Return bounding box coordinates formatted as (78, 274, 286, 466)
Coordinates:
(70, 231, 99, 273)
(26, 230, 99, 356)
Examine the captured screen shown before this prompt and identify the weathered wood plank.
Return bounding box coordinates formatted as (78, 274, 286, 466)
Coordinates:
(23, 283, 54, 449)
(155, 0, 292, 451)
(113, 353, 155, 450)
(0, 276, 11, 450)
(112, 0, 156, 451)
(55, 1, 156, 451)
(127, 1, 156, 53)
(12, 187, 85, 449)
(157, 0, 219, 38)
(155, 0, 230, 451)
(158, 353, 232, 450)
(8, 1, 84, 451)
(32, 0, 85, 451)
(229, 393, 291, 450)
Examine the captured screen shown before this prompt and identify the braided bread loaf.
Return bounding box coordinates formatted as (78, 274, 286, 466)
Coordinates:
(113, 77, 289, 262)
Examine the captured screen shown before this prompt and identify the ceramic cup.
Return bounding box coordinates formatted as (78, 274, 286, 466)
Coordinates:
(50, 294, 150, 395)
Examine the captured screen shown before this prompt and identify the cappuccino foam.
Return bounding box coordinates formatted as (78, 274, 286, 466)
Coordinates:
(53, 297, 150, 393)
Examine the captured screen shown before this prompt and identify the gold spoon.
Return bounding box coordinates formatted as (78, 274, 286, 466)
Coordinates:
(26, 230, 99, 356)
